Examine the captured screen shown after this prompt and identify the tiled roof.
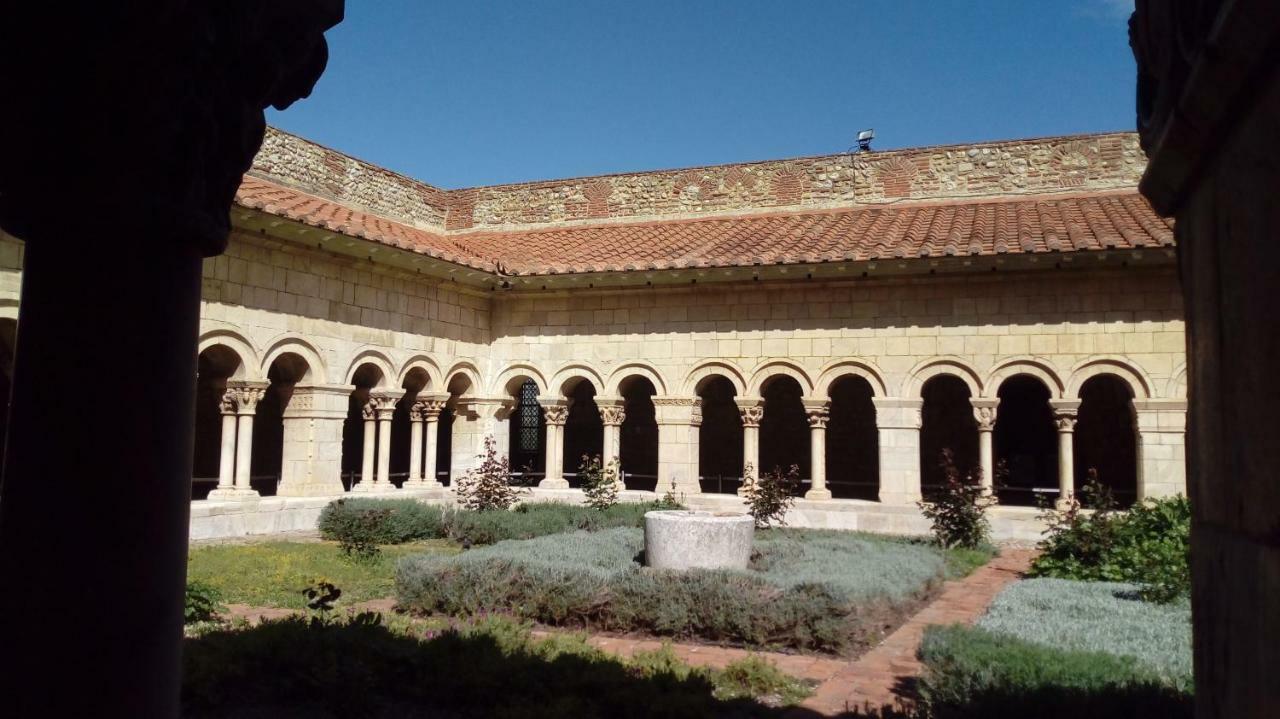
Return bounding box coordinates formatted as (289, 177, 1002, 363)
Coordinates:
(235, 177, 494, 271)
(235, 176, 1173, 277)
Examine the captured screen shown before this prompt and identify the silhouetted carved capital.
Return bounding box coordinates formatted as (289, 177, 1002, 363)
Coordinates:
(0, 2, 344, 254)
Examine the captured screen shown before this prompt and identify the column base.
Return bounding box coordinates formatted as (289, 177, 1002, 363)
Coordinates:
(350, 481, 377, 493)
(1054, 496, 1076, 511)
(206, 487, 259, 501)
(804, 488, 832, 501)
(402, 479, 443, 490)
(538, 478, 570, 489)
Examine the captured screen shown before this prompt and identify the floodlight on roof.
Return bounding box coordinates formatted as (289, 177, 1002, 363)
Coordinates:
(857, 129, 875, 152)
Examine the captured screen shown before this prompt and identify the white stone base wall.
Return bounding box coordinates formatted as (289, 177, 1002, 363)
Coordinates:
(188, 489, 1050, 543)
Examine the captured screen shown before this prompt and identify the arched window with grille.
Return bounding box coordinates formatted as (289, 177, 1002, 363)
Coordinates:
(509, 379, 545, 478)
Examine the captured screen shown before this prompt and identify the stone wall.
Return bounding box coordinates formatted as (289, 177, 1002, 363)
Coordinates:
(250, 127, 449, 229)
(201, 229, 492, 370)
(455, 133, 1146, 230)
(247, 129, 1146, 236)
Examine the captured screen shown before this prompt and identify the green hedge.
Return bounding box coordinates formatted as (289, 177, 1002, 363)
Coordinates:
(397, 527, 948, 654)
(317, 498, 666, 547)
(917, 625, 1191, 719)
(1030, 495, 1190, 602)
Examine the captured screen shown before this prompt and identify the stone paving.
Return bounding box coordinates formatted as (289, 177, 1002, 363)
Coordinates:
(798, 548, 1037, 716)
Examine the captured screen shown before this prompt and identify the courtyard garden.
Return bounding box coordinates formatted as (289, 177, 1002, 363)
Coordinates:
(180, 465, 1192, 718)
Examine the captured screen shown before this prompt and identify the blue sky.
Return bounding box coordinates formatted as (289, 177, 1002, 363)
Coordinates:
(268, 0, 1137, 188)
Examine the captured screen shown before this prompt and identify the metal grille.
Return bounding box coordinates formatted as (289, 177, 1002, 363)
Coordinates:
(518, 379, 540, 452)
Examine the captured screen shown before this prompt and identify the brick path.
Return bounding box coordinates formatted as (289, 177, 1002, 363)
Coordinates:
(797, 548, 1037, 716)
(221, 549, 1035, 717)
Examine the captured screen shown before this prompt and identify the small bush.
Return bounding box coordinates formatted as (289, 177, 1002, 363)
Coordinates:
(743, 463, 799, 528)
(715, 655, 812, 704)
(318, 498, 447, 544)
(455, 435, 527, 512)
(917, 624, 1191, 719)
(579, 454, 621, 510)
(184, 580, 225, 624)
(918, 449, 993, 549)
(1031, 491, 1190, 602)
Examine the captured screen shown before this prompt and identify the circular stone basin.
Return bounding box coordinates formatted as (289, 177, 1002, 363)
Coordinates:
(643, 510, 754, 571)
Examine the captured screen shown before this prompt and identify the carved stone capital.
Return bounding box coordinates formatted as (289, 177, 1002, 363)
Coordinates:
(227, 381, 268, 414)
(360, 400, 377, 422)
(1049, 399, 1081, 432)
(543, 404, 569, 426)
(971, 398, 1000, 431)
(600, 406, 626, 426)
(690, 404, 703, 427)
(218, 389, 239, 415)
(414, 398, 448, 421)
(739, 405, 765, 428)
(807, 407, 829, 429)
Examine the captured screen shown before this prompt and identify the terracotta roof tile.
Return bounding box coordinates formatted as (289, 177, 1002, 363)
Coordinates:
(235, 176, 1173, 278)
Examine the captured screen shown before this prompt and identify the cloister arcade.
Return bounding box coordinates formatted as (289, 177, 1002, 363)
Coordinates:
(192, 330, 1184, 509)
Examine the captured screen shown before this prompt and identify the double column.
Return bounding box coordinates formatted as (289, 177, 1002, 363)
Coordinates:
(735, 396, 765, 495)
(353, 389, 402, 493)
(404, 393, 449, 490)
(598, 398, 626, 489)
(1049, 399, 1081, 509)
(539, 398, 570, 488)
(971, 398, 999, 499)
(804, 400, 831, 500)
(208, 381, 268, 501)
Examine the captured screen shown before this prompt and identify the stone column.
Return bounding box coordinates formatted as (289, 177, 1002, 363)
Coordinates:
(654, 396, 701, 497)
(353, 399, 377, 492)
(1050, 399, 1081, 509)
(872, 397, 923, 505)
(971, 398, 999, 499)
(372, 390, 402, 491)
(414, 391, 450, 486)
(214, 389, 238, 494)
(540, 399, 570, 489)
(276, 384, 351, 497)
(230, 382, 267, 497)
(1131, 399, 1188, 500)
(735, 396, 765, 495)
(407, 403, 425, 485)
(805, 401, 831, 500)
(598, 396, 626, 467)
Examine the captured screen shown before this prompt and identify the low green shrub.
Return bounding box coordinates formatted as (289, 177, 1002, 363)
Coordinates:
(976, 578, 1192, 684)
(184, 580, 224, 624)
(715, 655, 812, 705)
(917, 624, 1191, 719)
(318, 498, 447, 545)
(319, 498, 671, 548)
(1031, 492, 1190, 602)
(183, 613, 805, 718)
(397, 527, 948, 653)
